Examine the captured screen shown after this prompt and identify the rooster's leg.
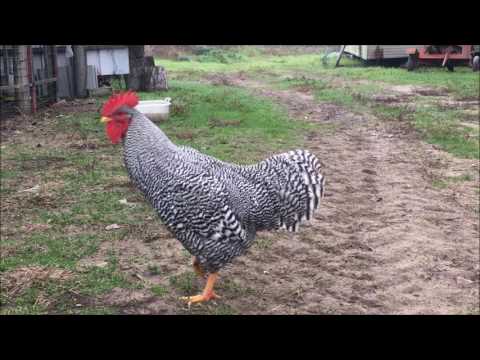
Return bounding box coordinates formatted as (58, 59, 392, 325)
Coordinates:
(181, 273, 221, 305)
(192, 257, 206, 278)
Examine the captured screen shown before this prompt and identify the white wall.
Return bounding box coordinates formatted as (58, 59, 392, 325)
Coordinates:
(86, 48, 130, 75)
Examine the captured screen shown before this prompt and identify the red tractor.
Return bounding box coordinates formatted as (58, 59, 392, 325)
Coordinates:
(406, 45, 480, 72)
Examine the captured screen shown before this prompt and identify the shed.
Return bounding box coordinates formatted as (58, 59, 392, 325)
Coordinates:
(344, 45, 421, 61)
(1, 45, 57, 119)
(56, 45, 130, 99)
(86, 46, 129, 76)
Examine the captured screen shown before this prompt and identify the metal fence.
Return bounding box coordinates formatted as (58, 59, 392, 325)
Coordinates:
(1, 45, 57, 120)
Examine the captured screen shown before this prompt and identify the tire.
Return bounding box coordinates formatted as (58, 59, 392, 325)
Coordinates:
(446, 60, 455, 72)
(473, 55, 480, 72)
(406, 54, 417, 71)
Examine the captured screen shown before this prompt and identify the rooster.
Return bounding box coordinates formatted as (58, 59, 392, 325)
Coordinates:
(100, 91, 325, 305)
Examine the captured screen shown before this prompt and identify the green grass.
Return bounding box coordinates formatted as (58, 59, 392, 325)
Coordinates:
(76, 264, 133, 296)
(433, 173, 474, 189)
(0, 253, 132, 315)
(157, 49, 479, 99)
(254, 237, 274, 250)
(151, 285, 168, 297)
(1, 47, 478, 314)
(138, 80, 311, 163)
(208, 304, 238, 315)
(0, 233, 99, 272)
(147, 264, 161, 275)
(1, 77, 306, 314)
(369, 102, 479, 160)
(155, 48, 478, 160)
(432, 179, 449, 189)
(411, 107, 479, 159)
(169, 272, 197, 294)
(329, 66, 478, 100)
(274, 72, 479, 159)
(156, 53, 324, 77)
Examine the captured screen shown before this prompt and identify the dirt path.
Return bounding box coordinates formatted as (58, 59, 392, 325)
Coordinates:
(86, 75, 479, 315)
(178, 74, 479, 314)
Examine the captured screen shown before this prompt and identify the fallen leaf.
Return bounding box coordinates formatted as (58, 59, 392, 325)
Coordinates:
(95, 261, 109, 268)
(105, 224, 121, 231)
(456, 277, 473, 286)
(21, 223, 51, 233)
(119, 198, 136, 207)
(19, 185, 40, 193)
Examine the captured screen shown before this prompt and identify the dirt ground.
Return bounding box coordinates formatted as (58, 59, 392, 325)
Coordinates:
(78, 74, 479, 315)
(3, 72, 477, 315)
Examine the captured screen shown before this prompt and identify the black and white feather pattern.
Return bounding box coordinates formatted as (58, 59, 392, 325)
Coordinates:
(120, 107, 325, 273)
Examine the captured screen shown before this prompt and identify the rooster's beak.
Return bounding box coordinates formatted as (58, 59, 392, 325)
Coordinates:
(100, 116, 111, 123)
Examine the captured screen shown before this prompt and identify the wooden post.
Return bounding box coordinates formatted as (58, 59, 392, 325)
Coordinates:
(127, 45, 146, 91)
(51, 45, 59, 102)
(26, 45, 37, 113)
(73, 45, 87, 97)
(14, 46, 32, 114)
(335, 45, 346, 68)
(2, 46, 9, 86)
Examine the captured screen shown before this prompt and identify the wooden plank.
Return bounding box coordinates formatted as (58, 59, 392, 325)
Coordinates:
(33, 77, 57, 86)
(86, 65, 98, 89)
(335, 45, 346, 68)
(0, 77, 57, 90)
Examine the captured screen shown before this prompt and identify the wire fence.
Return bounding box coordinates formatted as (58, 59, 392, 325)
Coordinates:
(1, 45, 57, 120)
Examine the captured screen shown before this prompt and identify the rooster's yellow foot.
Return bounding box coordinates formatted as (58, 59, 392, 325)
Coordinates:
(180, 273, 220, 306)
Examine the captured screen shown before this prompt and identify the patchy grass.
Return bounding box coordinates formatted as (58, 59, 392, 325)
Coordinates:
(1, 78, 310, 314)
(330, 66, 478, 100)
(412, 107, 479, 159)
(155, 48, 478, 160)
(208, 304, 238, 315)
(274, 73, 479, 159)
(432, 173, 474, 189)
(157, 48, 479, 99)
(139, 80, 311, 163)
(157, 44, 479, 164)
(156, 53, 323, 78)
(147, 264, 161, 276)
(169, 272, 198, 295)
(150, 285, 168, 297)
(0, 233, 99, 272)
(2, 48, 478, 314)
(254, 237, 274, 250)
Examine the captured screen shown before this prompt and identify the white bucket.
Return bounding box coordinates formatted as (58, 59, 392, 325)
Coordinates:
(135, 98, 171, 122)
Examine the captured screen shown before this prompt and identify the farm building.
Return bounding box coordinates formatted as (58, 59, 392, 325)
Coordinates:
(344, 45, 420, 61)
(0, 45, 58, 119)
(1, 45, 134, 119)
(56, 45, 131, 98)
(1, 44, 166, 119)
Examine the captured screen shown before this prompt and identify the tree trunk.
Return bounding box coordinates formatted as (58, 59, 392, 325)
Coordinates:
(143, 56, 168, 91)
(127, 46, 145, 91)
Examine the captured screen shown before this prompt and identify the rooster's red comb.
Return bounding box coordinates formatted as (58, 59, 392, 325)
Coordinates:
(101, 91, 139, 117)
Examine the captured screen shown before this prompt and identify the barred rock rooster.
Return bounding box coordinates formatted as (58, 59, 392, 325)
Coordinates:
(100, 91, 325, 305)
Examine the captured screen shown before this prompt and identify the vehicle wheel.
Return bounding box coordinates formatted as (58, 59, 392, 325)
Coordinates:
(446, 60, 455, 72)
(406, 54, 417, 71)
(473, 55, 480, 72)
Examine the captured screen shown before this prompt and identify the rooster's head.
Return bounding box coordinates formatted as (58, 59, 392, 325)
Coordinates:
(100, 91, 139, 144)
